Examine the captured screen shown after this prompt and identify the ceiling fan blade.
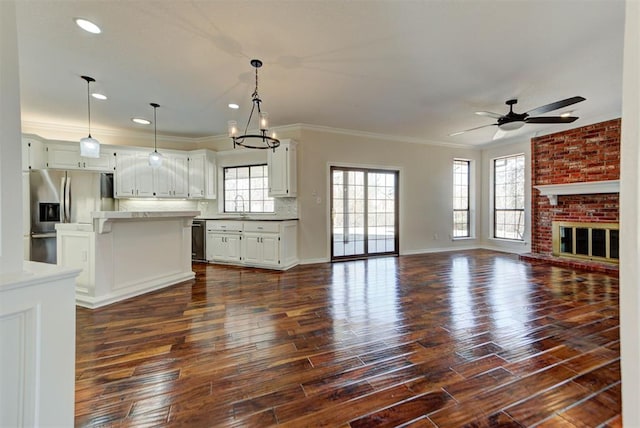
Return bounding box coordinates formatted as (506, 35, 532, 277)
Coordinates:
(493, 128, 507, 140)
(524, 96, 586, 116)
(475, 111, 502, 119)
(449, 123, 497, 136)
(525, 116, 579, 124)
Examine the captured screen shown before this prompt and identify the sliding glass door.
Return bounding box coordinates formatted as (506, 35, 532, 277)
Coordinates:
(331, 167, 399, 260)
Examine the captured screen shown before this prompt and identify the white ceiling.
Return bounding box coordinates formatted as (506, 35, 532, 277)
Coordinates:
(15, 0, 625, 147)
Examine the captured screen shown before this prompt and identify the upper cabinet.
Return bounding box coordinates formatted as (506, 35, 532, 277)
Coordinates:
(268, 139, 297, 197)
(188, 150, 216, 199)
(114, 149, 213, 199)
(22, 136, 45, 171)
(154, 153, 189, 198)
(22, 135, 219, 200)
(45, 141, 114, 172)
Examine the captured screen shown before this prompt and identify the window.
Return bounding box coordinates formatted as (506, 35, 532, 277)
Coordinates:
(493, 154, 525, 240)
(453, 159, 470, 238)
(330, 167, 399, 260)
(223, 164, 274, 213)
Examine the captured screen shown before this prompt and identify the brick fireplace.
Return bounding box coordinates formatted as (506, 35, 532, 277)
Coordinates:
(521, 118, 620, 274)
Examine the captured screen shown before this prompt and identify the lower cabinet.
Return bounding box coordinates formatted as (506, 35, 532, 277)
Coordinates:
(243, 233, 279, 266)
(206, 232, 242, 263)
(205, 220, 298, 270)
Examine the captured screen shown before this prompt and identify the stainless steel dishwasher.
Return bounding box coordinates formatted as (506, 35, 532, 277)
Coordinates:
(191, 220, 206, 261)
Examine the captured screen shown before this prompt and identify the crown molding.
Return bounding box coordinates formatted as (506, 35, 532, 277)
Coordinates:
(23, 120, 485, 149)
(21, 120, 196, 144)
(292, 123, 474, 149)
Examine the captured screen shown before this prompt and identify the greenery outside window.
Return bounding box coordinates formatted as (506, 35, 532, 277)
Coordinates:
(224, 164, 274, 213)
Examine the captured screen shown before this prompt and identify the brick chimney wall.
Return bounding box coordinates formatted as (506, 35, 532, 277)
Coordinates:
(531, 118, 621, 255)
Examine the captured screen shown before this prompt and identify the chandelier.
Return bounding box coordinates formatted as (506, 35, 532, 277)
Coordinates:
(228, 59, 280, 150)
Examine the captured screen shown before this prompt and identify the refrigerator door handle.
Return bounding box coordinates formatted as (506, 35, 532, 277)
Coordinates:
(60, 174, 67, 223)
(64, 174, 71, 223)
(31, 232, 57, 239)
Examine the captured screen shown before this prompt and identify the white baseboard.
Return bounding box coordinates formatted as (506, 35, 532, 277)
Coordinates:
(298, 257, 330, 265)
(76, 271, 195, 309)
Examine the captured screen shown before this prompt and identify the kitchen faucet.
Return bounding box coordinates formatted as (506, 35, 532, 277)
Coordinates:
(234, 194, 247, 217)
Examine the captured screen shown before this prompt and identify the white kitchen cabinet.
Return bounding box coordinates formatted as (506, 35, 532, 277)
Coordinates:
(154, 153, 189, 198)
(206, 232, 242, 262)
(114, 151, 136, 197)
(46, 141, 114, 172)
(116, 150, 186, 198)
(243, 233, 279, 265)
(134, 153, 155, 197)
(267, 139, 297, 197)
(206, 221, 243, 263)
(57, 229, 94, 296)
(206, 220, 298, 270)
(188, 150, 216, 199)
(22, 136, 45, 171)
(114, 151, 154, 197)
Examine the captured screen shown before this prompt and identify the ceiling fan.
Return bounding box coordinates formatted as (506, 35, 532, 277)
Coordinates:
(450, 96, 586, 140)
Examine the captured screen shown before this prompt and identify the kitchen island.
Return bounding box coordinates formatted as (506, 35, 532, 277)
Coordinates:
(56, 210, 199, 308)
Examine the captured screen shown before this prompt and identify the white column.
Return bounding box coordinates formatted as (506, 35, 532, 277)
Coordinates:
(620, 0, 640, 425)
(0, 0, 24, 274)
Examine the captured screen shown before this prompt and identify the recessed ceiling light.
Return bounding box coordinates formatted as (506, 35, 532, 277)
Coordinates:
(560, 111, 573, 118)
(75, 18, 101, 34)
(228, 103, 239, 109)
(91, 92, 107, 100)
(132, 118, 151, 125)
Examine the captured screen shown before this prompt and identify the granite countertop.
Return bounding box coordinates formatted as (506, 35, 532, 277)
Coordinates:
(200, 217, 299, 221)
(92, 211, 201, 219)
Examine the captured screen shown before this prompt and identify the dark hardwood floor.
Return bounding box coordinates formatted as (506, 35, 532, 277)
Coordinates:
(75, 250, 621, 427)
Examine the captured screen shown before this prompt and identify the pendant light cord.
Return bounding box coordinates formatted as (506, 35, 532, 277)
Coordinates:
(154, 106, 157, 152)
(86, 79, 92, 137)
(150, 103, 160, 153)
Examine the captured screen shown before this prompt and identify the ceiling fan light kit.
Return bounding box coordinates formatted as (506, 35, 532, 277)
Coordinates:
(228, 59, 280, 151)
(451, 96, 586, 139)
(79, 75, 101, 158)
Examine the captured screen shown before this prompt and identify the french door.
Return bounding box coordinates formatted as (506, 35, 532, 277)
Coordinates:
(330, 167, 399, 261)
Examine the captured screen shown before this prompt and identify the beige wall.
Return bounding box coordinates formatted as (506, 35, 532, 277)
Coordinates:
(293, 128, 482, 262)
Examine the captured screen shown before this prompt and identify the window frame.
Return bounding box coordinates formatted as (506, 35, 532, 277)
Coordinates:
(222, 163, 274, 214)
(453, 159, 471, 239)
(492, 153, 525, 241)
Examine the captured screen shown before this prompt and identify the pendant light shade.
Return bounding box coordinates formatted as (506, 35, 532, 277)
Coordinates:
(80, 75, 101, 158)
(148, 103, 163, 168)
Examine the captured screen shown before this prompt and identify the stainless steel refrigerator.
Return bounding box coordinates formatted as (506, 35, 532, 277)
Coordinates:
(29, 169, 114, 264)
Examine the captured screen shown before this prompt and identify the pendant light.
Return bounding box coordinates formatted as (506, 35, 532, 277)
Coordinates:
(148, 103, 163, 168)
(228, 59, 280, 150)
(80, 75, 101, 158)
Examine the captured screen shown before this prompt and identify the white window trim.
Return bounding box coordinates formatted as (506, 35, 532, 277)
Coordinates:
(452, 158, 476, 240)
(490, 153, 526, 242)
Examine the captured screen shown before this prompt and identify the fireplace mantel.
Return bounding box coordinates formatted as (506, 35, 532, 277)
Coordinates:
(534, 180, 620, 205)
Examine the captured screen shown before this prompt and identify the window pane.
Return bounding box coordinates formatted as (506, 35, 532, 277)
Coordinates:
(453, 160, 470, 238)
(493, 154, 525, 240)
(224, 164, 274, 213)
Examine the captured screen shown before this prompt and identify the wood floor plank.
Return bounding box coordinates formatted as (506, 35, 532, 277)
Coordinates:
(74, 250, 621, 427)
